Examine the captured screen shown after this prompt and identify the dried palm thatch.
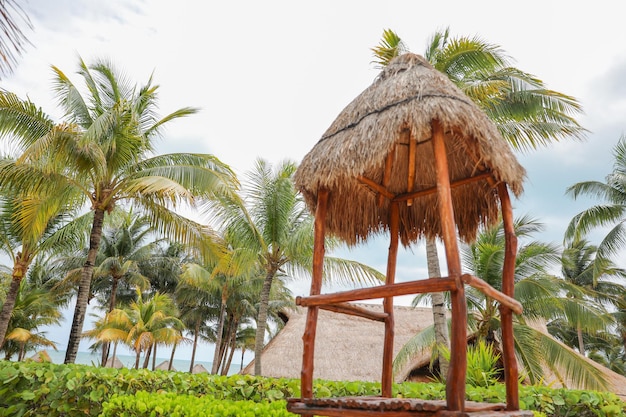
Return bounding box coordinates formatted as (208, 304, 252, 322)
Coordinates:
(243, 304, 437, 382)
(294, 53, 526, 246)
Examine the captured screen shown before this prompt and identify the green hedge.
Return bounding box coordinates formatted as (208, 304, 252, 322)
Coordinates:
(0, 360, 624, 417)
(101, 391, 296, 417)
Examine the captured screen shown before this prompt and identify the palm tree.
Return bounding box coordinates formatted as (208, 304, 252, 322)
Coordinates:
(396, 216, 611, 390)
(1, 279, 63, 360)
(92, 210, 154, 314)
(565, 135, 626, 266)
(0, 58, 238, 363)
(371, 28, 586, 377)
(208, 158, 385, 375)
(121, 290, 182, 369)
(0, 178, 87, 348)
(0, 0, 32, 78)
(557, 237, 626, 355)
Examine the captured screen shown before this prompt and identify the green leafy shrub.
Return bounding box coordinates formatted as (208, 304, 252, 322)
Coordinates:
(0, 360, 624, 417)
(100, 391, 297, 417)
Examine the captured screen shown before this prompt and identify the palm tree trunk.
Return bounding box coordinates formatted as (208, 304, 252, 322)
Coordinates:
(426, 238, 451, 378)
(0, 278, 22, 349)
(169, 342, 177, 371)
(65, 208, 106, 364)
(134, 350, 141, 369)
(143, 343, 152, 368)
(218, 317, 234, 373)
(0, 253, 30, 349)
(222, 323, 238, 376)
(211, 300, 227, 374)
(240, 348, 245, 372)
(189, 321, 200, 373)
(254, 270, 275, 376)
(100, 342, 110, 367)
(111, 341, 118, 367)
(151, 343, 157, 370)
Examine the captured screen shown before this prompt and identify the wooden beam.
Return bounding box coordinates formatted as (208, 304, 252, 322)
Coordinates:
(318, 302, 388, 322)
(382, 202, 399, 397)
(431, 119, 466, 412)
(498, 183, 520, 411)
(461, 274, 522, 315)
(357, 175, 395, 200)
(296, 278, 457, 307)
(393, 171, 493, 203)
(378, 149, 395, 207)
(301, 188, 328, 399)
(406, 130, 416, 207)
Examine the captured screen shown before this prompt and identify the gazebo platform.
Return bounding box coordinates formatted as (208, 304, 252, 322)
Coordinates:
(287, 397, 534, 417)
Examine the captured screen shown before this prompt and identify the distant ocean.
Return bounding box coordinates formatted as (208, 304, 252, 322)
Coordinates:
(42, 350, 245, 375)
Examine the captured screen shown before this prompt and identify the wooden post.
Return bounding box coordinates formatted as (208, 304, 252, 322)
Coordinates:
(498, 183, 520, 410)
(406, 130, 416, 207)
(382, 201, 399, 397)
(431, 119, 467, 412)
(301, 189, 329, 399)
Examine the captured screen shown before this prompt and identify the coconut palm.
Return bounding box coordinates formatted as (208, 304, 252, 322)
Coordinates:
(0, 58, 238, 363)
(557, 237, 626, 355)
(0, 179, 88, 348)
(0, 0, 32, 78)
(208, 158, 385, 375)
(121, 290, 182, 369)
(92, 210, 154, 312)
(371, 28, 586, 377)
(1, 278, 63, 360)
(565, 135, 626, 267)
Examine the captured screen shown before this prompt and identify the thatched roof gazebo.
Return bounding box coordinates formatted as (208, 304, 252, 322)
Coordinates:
(287, 53, 531, 417)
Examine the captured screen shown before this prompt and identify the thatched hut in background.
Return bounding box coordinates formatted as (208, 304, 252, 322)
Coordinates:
(155, 360, 176, 371)
(243, 304, 437, 382)
(27, 350, 52, 363)
(191, 363, 208, 374)
(104, 356, 124, 368)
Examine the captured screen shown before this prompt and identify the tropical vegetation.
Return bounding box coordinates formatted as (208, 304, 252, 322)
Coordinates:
(0, 19, 624, 415)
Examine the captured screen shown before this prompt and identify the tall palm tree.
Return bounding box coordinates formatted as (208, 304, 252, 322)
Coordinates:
(91, 209, 154, 313)
(0, 175, 88, 348)
(0, 58, 238, 363)
(175, 265, 220, 373)
(208, 158, 385, 375)
(121, 290, 182, 369)
(565, 135, 626, 266)
(1, 278, 63, 360)
(371, 28, 586, 377)
(558, 237, 626, 355)
(0, 0, 32, 78)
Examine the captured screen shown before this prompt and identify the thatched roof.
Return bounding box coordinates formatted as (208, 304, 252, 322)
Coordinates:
(243, 304, 437, 382)
(27, 350, 52, 363)
(105, 356, 124, 368)
(244, 305, 626, 400)
(294, 53, 526, 246)
(191, 363, 208, 374)
(155, 360, 176, 371)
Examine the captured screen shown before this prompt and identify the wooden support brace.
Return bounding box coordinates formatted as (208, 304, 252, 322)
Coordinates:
(461, 274, 523, 315)
(296, 278, 457, 307)
(318, 302, 388, 322)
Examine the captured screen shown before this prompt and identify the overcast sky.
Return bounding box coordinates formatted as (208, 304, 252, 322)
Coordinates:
(3, 1, 626, 362)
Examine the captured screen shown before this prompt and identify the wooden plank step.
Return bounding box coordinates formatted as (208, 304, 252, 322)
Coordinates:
(287, 397, 534, 417)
